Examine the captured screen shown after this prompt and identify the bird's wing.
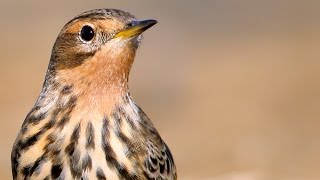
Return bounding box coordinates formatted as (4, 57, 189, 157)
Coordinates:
(130, 103, 177, 179)
(144, 140, 177, 180)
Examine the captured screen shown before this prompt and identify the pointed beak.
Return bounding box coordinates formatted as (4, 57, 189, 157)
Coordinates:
(114, 19, 157, 38)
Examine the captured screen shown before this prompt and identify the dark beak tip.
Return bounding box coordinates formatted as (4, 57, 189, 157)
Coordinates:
(150, 19, 158, 25)
(142, 19, 158, 27)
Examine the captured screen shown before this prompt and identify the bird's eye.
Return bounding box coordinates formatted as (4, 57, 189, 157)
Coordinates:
(80, 25, 95, 42)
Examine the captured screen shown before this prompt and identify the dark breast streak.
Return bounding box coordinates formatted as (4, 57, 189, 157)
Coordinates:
(12, 91, 176, 180)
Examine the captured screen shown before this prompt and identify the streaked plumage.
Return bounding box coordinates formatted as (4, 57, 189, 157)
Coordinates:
(11, 9, 176, 180)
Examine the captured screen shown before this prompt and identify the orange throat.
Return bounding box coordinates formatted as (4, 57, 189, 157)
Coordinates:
(54, 38, 137, 115)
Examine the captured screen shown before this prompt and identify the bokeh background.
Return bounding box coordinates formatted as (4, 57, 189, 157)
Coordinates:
(1, 0, 320, 179)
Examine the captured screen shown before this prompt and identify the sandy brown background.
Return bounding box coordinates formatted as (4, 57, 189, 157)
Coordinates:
(1, 0, 320, 179)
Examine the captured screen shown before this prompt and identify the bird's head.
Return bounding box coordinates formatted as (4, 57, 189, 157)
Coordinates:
(46, 9, 157, 98)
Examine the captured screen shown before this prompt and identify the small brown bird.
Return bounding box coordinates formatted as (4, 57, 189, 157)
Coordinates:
(11, 9, 176, 180)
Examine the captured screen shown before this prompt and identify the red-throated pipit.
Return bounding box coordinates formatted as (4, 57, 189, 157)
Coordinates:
(11, 9, 176, 180)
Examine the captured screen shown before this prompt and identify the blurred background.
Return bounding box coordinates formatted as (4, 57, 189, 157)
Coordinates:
(1, 0, 320, 179)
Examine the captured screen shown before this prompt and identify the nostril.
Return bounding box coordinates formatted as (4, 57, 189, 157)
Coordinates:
(127, 20, 137, 28)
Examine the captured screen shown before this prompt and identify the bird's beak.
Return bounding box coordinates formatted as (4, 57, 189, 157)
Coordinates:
(114, 19, 157, 39)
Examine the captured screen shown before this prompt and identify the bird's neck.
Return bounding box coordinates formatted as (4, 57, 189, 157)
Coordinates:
(33, 78, 138, 129)
(42, 39, 137, 115)
(40, 77, 129, 118)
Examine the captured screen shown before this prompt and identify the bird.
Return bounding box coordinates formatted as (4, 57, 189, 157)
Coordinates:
(11, 9, 176, 180)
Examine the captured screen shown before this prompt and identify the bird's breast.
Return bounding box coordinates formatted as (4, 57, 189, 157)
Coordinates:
(12, 91, 151, 179)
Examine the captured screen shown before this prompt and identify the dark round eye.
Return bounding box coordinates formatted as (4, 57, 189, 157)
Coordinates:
(80, 25, 95, 42)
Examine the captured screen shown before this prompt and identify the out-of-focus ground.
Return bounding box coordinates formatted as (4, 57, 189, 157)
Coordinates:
(1, 1, 320, 179)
